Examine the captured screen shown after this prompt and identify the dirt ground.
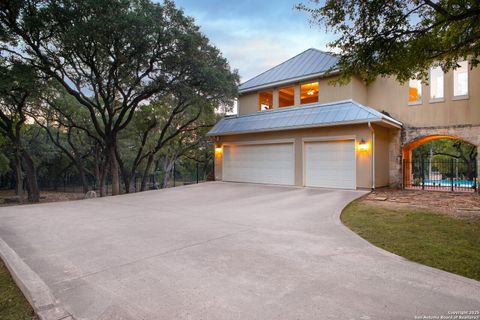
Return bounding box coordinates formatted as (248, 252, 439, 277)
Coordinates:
(363, 188, 480, 221)
(0, 190, 85, 207)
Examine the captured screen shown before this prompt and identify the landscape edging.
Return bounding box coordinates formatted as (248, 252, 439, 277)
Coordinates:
(0, 237, 74, 320)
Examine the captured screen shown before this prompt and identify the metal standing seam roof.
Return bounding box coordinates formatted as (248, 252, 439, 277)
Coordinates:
(238, 48, 339, 93)
(208, 100, 402, 136)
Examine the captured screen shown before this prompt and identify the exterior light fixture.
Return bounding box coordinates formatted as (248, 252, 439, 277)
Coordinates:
(215, 146, 223, 154)
(358, 139, 368, 152)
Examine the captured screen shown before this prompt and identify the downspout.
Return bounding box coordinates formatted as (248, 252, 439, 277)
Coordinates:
(368, 122, 375, 191)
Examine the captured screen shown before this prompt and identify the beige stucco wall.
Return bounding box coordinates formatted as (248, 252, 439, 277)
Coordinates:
(213, 123, 395, 189)
(373, 125, 391, 188)
(367, 67, 480, 127)
(238, 93, 258, 115)
(234, 64, 480, 189)
(238, 76, 368, 115)
(239, 66, 480, 127)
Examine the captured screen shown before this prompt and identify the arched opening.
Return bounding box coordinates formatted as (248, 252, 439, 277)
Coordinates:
(403, 135, 478, 192)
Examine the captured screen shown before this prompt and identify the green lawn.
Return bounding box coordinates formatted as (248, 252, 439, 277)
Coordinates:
(0, 259, 36, 320)
(341, 201, 480, 281)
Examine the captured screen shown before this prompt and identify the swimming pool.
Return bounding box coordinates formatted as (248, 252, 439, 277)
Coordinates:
(424, 180, 477, 187)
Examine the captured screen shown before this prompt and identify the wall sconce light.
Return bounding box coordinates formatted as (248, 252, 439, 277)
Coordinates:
(358, 139, 368, 152)
(215, 146, 223, 154)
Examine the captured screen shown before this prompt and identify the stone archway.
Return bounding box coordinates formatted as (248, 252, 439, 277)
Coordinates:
(401, 132, 478, 191)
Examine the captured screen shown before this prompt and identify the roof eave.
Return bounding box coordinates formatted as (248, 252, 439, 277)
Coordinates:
(378, 118, 403, 128)
(207, 117, 400, 137)
(238, 69, 340, 94)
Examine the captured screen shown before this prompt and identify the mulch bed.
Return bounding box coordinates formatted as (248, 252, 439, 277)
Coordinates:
(364, 188, 480, 221)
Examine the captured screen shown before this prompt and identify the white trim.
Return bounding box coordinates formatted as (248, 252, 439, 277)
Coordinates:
(380, 118, 402, 129)
(452, 95, 469, 101)
(222, 139, 295, 146)
(429, 66, 445, 102)
(408, 101, 422, 106)
(429, 98, 445, 104)
(302, 135, 356, 143)
(302, 137, 357, 190)
(453, 60, 469, 99)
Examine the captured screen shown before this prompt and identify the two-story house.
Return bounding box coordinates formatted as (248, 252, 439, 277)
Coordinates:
(208, 48, 480, 190)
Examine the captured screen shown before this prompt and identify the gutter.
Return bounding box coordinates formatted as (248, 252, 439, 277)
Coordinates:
(368, 121, 375, 191)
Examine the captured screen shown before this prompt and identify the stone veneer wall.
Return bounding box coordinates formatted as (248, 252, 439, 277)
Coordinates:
(389, 124, 480, 189)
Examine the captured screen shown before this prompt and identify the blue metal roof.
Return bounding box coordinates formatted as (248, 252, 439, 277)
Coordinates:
(208, 100, 402, 136)
(239, 48, 339, 93)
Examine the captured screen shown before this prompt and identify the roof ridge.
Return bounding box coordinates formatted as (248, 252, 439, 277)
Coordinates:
(309, 47, 335, 55)
(239, 48, 334, 88)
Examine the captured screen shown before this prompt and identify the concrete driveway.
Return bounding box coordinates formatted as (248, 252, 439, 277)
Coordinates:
(0, 182, 478, 320)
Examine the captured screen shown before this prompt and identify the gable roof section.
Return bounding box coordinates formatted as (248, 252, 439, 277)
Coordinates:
(238, 48, 339, 93)
(208, 100, 402, 136)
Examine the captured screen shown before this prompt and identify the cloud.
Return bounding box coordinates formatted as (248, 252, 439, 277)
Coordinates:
(172, 0, 335, 82)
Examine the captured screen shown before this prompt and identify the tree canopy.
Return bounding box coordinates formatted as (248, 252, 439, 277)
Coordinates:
(297, 0, 480, 83)
(0, 0, 238, 200)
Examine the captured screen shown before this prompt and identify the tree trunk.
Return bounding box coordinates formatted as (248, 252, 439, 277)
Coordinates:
(107, 143, 120, 196)
(140, 153, 154, 192)
(123, 174, 132, 194)
(21, 150, 40, 203)
(161, 155, 177, 189)
(78, 160, 89, 194)
(99, 173, 106, 197)
(116, 153, 134, 194)
(13, 152, 24, 201)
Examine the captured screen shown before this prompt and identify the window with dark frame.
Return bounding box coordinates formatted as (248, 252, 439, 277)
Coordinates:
(278, 86, 295, 108)
(258, 91, 273, 111)
(300, 82, 319, 104)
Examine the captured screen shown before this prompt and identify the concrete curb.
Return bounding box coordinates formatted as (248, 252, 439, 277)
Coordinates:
(0, 238, 74, 320)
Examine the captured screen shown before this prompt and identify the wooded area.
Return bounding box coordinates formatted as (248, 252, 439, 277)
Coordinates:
(0, 0, 239, 202)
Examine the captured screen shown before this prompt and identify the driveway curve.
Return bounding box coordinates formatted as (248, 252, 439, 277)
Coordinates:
(0, 182, 478, 320)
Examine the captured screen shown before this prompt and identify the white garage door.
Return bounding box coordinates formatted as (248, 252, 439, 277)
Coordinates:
(223, 143, 294, 185)
(305, 140, 356, 189)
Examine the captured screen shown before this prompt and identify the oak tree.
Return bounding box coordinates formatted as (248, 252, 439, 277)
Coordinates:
(297, 0, 480, 83)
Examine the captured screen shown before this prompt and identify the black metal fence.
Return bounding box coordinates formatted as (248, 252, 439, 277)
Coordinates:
(403, 158, 478, 192)
(3, 159, 214, 196)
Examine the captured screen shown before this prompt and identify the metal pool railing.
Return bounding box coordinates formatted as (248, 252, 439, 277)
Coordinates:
(403, 158, 478, 192)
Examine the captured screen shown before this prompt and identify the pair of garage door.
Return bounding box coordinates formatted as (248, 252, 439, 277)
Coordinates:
(222, 140, 355, 189)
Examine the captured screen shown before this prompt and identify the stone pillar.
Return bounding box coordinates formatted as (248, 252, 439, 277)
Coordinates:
(388, 129, 403, 188)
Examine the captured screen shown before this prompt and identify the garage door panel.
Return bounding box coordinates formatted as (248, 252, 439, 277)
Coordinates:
(223, 143, 294, 185)
(305, 140, 355, 189)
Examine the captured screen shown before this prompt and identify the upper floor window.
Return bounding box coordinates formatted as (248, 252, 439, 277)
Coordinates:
(408, 79, 422, 104)
(453, 61, 468, 98)
(278, 86, 295, 108)
(300, 82, 319, 104)
(258, 91, 273, 111)
(429, 66, 444, 101)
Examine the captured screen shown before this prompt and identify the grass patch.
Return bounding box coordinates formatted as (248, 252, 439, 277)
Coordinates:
(341, 201, 480, 281)
(0, 259, 36, 320)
